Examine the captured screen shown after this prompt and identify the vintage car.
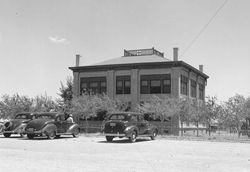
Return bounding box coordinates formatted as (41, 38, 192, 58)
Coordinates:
(103, 112, 158, 143)
(23, 112, 80, 139)
(3, 112, 37, 138)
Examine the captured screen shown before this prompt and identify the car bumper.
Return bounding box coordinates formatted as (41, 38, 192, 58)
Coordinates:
(103, 132, 126, 137)
(3, 129, 24, 134)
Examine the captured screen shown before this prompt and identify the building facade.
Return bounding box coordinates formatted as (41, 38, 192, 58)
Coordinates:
(69, 48, 209, 135)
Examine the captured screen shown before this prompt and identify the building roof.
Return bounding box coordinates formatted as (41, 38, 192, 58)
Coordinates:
(93, 54, 171, 66)
(69, 48, 209, 79)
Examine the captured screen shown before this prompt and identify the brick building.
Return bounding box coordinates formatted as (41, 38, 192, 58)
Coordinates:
(69, 48, 209, 135)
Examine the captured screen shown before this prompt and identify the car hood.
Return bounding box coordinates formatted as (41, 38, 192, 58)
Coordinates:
(25, 119, 54, 131)
(5, 119, 29, 131)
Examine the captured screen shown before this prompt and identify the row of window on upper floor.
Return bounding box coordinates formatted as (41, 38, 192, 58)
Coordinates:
(80, 74, 171, 95)
(79, 74, 205, 100)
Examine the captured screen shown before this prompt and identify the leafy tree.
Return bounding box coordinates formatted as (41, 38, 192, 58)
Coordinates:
(189, 99, 206, 137)
(203, 96, 220, 136)
(58, 76, 73, 113)
(0, 94, 33, 119)
(178, 98, 191, 136)
(138, 95, 180, 134)
(224, 94, 247, 137)
(31, 94, 58, 112)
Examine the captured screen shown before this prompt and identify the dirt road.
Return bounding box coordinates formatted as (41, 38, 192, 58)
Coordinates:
(0, 134, 249, 172)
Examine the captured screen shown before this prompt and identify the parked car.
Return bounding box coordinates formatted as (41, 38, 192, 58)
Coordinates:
(3, 112, 37, 138)
(103, 112, 158, 143)
(23, 112, 80, 139)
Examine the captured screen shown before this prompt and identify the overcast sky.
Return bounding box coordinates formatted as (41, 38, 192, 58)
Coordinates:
(0, 0, 249, 101)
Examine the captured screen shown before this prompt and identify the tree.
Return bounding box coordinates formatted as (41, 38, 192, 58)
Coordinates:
(178, 98, 191, 136)
(31, 94, 58, 112)
(0, 94, 33, 119)
(137, 95, 180, 135)
(189, 99, 206, 137)
(224, 94, 247, 138)
(203, 96, 220, 136)
(58, 76, 73, 113)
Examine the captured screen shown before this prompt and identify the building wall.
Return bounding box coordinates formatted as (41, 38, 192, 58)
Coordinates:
(72, 66, 207, 136)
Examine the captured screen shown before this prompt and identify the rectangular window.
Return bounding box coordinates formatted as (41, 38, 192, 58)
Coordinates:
(141, 80, 149, 94)
(150, 80, 161, 93)
(191, 80, 197, 98)
(199, 84, 204, 100)
(180, 75, 188, 95)
(116, 76, 131, 94)
(140, 74, 171, 94)
(80, 77, 106, 95)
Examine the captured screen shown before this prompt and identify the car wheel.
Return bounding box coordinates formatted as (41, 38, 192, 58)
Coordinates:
(150, 130, 157, 140)
(106, 136, 114, 142)
(129, 131, 137, 143)
(72, 129, 80, 138)
(27, 134, 34, 139)
(46, 130, 56, 140)
(3, 133, 11, 138)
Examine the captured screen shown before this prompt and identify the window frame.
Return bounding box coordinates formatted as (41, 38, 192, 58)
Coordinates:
(140, 74, 171, 94)
(116, 75, 131, 94)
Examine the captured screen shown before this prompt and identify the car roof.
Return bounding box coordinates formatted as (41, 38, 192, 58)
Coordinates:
(110, 112, 142, 115)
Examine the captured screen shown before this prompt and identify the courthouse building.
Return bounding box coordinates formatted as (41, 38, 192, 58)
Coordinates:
(69, 47, 209, 135)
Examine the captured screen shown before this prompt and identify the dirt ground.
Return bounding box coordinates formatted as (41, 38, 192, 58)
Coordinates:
(0, 134, 250, 172)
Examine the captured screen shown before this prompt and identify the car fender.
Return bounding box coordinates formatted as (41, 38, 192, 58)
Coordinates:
(41, 124, 57, 134)
(66, 123, 80, 133)
(147, 125, 158, 134)
(124, 126, 139, 136)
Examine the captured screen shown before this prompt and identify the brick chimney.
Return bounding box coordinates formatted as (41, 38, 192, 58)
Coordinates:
(173, 47, 178, 61)
(75, 54, 81, 67)
(199, 65, 203, 72)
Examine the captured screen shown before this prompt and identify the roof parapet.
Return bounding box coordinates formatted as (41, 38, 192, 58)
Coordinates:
(124, 47, 164, 57)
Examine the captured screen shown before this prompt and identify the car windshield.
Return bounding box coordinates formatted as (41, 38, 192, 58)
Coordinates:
(15, 114, 30, 119)
(109, 114, 129, 121)
(37, 114, 55, 120)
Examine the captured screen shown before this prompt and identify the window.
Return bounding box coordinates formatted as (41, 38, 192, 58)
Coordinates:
(80, 77, 106, 95)
(180, 75, 188, 95)
(199, 84, 204, 100)
(150, 80, 161, 93)
(191, 80, 197, 98)
(140, 74, 171, 94)
(116, 76, 131, 94)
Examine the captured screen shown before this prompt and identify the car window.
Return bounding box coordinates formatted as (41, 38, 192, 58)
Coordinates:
(109, 114, 126, 120)
(131, 115, 138, 122)
(37, 115, 54, 119)
(15, 114, 29, 119)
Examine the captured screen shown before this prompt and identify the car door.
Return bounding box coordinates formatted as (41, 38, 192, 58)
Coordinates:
(138, 115, 149, 135)
(55, 115, 65, 133)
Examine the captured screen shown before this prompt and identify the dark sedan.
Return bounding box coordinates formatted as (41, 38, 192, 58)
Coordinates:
(3, 112, 37, 138)
(23, 112, 80, 139)
(103, 112, 158, 143)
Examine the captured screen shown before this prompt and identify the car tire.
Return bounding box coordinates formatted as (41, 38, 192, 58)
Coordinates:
(73, 129, 80, 138)
(46, 130, 56, 140)
(27, 134, 34, 139)
(129, 131, 137, 143)
(150, 130, 157, 140)
(106, 136, 114, 142)
(3, 133, 11, 138)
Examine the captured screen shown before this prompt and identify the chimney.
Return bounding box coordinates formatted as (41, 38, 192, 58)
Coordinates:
(75, 54, 81, 67)
(173, 47, 178, 61)
(199, 65, 203, 72)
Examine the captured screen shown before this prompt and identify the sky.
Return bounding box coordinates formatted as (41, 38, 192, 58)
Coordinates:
(0, 0, 250, 102)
